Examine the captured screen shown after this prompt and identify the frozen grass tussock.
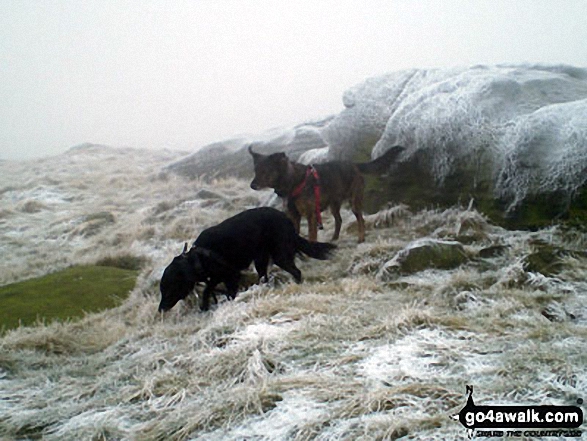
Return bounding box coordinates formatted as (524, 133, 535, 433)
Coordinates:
(1, 146, 587, 440)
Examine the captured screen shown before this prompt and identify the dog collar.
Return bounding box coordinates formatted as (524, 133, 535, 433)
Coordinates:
(193, 247, 236, 272)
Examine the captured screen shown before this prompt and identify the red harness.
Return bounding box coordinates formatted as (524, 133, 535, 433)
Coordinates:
(290, 165, 323, 229)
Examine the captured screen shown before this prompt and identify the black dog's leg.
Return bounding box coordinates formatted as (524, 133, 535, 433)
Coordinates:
(200, 282, 218, 311)
(224, 273, 240, 301)
(274, 256, 302, 283)
(254, 253, 270, 283)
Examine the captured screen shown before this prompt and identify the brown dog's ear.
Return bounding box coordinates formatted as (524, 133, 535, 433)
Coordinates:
(275, 152, 288, 162)
(248, 144, 261, 161)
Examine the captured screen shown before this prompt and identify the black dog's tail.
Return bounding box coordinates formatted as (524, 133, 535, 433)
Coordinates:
(355, 145, 404, 175)
(295, 236, 336, 260)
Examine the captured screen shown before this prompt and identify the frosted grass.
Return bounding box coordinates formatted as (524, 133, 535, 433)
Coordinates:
(1, 146, 586, 440)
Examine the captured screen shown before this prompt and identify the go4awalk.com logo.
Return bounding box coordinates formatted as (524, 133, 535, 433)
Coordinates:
(452, 386, 583, 438)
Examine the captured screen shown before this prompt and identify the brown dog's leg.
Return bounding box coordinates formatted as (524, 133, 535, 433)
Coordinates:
(330, 202, 342, 241)
(354, 210, 365, 243)
(287, 199, 302, 234)
(308, 214, 318, 242)
(306, 201, 318, 242)
(291, 210, 302, 234)
(352, 176, 366, 243)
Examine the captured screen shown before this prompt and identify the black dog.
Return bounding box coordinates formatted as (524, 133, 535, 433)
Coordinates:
(158, 207, 336, 312)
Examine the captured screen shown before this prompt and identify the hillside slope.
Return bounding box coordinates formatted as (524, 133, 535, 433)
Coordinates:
(0, 147, 585, 440)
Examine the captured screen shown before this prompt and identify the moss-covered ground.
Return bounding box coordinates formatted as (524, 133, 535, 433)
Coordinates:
(0, 265, 138, 333)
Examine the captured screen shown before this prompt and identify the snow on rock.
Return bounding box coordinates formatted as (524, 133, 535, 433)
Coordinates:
(344, 64, 587, 227)
(297, 146, 329, 165)
(377, 238, 469, 280)
(166, 116, 333, 179)
(323, 69, 421, 161)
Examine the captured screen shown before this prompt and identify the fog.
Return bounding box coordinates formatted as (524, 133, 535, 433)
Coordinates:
(1, 0, 586, 160)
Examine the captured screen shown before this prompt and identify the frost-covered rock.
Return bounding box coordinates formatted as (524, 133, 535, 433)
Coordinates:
(297, 146, 329, 165)
(336, 64, 587, 227)
(166, 117, 333, 179)
(165, 137, 246, 179)
(377, 239, 468, 280)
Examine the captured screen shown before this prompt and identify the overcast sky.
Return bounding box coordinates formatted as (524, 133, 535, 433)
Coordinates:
(1, 0, 586, 160)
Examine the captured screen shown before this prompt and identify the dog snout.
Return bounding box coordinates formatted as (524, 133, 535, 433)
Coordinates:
(250, 181, 260, 190)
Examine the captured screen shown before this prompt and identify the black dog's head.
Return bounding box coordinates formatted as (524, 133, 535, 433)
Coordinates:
(248, 145, 290, 191)
(158, 244, 205, 312)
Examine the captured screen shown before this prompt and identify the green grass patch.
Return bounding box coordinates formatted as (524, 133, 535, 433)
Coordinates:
(0, 265, 138, 333)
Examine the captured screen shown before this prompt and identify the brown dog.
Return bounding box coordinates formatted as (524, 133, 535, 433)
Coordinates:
(249, 145, 404, 243)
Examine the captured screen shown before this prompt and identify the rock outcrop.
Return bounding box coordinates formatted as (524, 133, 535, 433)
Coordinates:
(328, 64, 587, 228)
(377, 239, 469, 280)
(165, 117, 333, 180)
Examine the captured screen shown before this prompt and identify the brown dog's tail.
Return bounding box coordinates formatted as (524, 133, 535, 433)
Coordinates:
(355, 145, 404, 175)
(295, 236, 336, 260)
